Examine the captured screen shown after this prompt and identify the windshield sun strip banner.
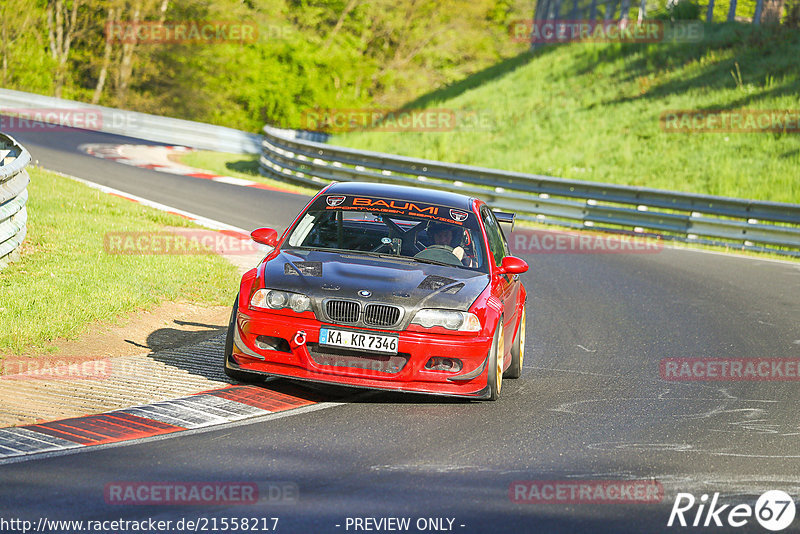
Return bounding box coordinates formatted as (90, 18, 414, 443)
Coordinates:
(316, 195, 472, 226)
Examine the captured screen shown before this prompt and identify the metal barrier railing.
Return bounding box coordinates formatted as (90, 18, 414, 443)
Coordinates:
(0, 88, 261, 154)
(260, 124, 800, 256)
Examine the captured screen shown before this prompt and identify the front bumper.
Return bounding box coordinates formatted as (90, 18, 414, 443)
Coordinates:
(227, 307, 494, 398)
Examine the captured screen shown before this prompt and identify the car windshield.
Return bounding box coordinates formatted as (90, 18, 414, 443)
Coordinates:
(285, 197, 487, 272)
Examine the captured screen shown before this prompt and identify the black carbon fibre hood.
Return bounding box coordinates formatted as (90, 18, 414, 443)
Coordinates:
(263, 249, 489, 313)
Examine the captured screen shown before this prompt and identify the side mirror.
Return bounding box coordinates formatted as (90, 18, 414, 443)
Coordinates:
(499, 256, 528, 275)
(251, 227, 278, 247)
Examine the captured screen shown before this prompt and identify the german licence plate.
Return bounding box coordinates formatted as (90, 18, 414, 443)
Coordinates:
(319, 328, 398, 355)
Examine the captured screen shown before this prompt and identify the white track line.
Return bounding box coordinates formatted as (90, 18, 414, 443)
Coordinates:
(45, 168, 250, 234)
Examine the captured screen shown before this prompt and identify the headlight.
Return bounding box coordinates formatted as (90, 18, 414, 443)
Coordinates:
(251, 289, 312, 313)
(411, 309, 481, 332)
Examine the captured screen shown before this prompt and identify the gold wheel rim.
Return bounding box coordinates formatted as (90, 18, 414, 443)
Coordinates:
(519, 308, 526, 369)
(496, 328, 504, 394)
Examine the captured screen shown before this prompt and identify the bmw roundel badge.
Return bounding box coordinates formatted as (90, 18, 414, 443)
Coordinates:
(358, 290, 372, 298)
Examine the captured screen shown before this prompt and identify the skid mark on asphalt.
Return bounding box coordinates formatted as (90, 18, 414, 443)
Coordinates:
(0, 385, 319, 462)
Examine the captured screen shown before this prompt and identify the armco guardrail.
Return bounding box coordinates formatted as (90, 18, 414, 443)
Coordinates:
(0, 133, 31, 269)
(260, 124, 800, 256)
(0, 88, 260, 154)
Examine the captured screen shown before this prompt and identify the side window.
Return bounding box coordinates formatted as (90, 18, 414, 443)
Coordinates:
(496, 215, 511, 257)
(481, 208, 507, 267)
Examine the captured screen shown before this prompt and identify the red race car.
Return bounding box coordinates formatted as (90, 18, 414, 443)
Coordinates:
(224, 182, 528, 400)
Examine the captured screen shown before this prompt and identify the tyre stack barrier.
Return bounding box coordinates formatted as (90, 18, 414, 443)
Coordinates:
(0, 133, 31, 269)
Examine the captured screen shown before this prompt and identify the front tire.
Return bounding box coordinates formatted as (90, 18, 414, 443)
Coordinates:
(504, 307, 525, 379)
(486, 323, 504, 401)
(224, 295, 262, 384)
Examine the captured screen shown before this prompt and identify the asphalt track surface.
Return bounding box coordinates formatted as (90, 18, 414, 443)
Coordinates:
(2, 122, 799, 534)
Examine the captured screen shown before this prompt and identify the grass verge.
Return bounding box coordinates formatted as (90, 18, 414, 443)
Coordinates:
(177, 150, 317, 196)
(333, 22, 800, 204)
(0, 167, 239, 355)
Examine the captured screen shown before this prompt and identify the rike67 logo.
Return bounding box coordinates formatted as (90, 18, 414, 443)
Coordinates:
(668, 491, 796, 531)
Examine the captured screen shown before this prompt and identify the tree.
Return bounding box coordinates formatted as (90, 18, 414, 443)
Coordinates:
(760, 0, 786, 23)
(322, 0, 360, 49)
(47, 0, 84, 98)
(114, 0, 141, 106)
(89, 0, 168, 107)
(0, 1, 43, 88)
(727, 0, 738, 21)
(92, 4, 115, 104)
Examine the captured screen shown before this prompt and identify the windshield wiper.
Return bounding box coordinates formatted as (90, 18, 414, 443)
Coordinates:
(407, 256, 459, 267)
(291, 246, 341, 253)
(356, 251, 455, 266)
(293, 247, 407, 260)
(291, 247, 458, 268)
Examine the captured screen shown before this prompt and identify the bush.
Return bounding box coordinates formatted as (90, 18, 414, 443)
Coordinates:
(671, 0, 702, 19)
(654, 0, 702, 20)
(785, 0, 800, 27)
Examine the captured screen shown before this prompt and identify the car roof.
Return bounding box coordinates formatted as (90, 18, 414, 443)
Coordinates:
(323, 182, 478, 211)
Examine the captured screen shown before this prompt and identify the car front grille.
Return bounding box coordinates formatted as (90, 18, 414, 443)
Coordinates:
(323, 299, 404, 328)
(363, 304, 401, 327)
(325, 300, 360, 324)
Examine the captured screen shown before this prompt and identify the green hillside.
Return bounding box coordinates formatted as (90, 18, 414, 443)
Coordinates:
(333, 23, 800, 204)
(1, 0, 530, 133)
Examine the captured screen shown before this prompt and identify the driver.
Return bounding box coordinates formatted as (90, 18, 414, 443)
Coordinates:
(427, 223, 465, 261)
